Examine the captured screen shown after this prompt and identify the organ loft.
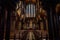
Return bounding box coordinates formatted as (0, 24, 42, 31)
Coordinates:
(14, 0, 48, 30)
(5, 0, 49, 39)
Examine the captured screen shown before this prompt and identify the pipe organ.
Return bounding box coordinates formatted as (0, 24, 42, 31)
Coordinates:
(0, 0, 60, 40)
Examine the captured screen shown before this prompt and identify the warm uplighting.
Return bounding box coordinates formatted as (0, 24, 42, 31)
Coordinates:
(17, 9, 21, 16)
(26, 0, 36, 3)
(39, 7, 47, 17)
(56, 3, 60, 13)
(21, 15, 24, 19)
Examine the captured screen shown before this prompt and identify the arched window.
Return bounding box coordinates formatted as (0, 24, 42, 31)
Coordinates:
(25, 4, 36, 17)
